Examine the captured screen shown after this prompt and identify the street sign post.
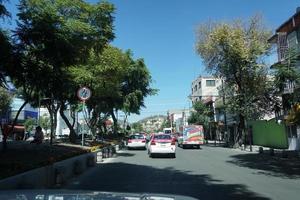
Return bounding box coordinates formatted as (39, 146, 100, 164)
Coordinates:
(77, 87, 91, 146)
(77, 87, 92, 102)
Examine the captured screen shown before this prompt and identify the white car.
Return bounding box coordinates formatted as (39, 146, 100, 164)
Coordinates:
(127, 134, 146, 150)
(148, 134, 176, 158)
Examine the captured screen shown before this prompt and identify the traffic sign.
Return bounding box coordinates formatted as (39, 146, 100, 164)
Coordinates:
(77, 87, 92, 101)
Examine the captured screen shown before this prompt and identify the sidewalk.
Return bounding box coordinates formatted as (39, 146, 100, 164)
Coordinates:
(205, 140, 300, 157)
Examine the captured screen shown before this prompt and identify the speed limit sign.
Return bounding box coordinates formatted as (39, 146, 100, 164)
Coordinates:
(77, 87, 92, 101)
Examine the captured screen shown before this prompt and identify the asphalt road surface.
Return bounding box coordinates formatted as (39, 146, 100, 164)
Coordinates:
(65, 145, 300, 200)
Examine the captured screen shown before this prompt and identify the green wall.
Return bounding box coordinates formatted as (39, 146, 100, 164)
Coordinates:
(249, 119, 288, 149)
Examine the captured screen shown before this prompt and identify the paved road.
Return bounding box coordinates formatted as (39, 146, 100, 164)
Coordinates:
(65, 145, 300, 200)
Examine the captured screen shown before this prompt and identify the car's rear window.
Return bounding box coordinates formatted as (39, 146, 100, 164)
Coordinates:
(154, 134, 172, 140)
(130, 135, 144, 139)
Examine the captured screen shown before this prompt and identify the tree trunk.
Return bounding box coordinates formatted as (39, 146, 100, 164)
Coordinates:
(2, 100, 28, 151)
(47, 103, 59, 145)
(60, 102, 76, 143)
(234, 114, 245, 148)
(111, 109, 118, 134)
(71, 109, 76, 128)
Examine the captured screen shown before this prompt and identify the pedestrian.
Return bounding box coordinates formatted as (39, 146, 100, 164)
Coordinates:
(30, 126, 44, 144)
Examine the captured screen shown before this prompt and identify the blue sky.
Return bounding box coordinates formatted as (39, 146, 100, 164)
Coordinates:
(3, 0, 300, 122)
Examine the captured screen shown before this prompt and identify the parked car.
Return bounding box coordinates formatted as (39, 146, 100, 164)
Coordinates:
(127, 134, 146, 150)
(147, 134, 176, 158)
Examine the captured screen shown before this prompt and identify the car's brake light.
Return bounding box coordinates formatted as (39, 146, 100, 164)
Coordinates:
(171, 141, 176, 145)
(142, 140, 146, 143)
(151, 141, 156, 145)
(128, 140, 132, 143)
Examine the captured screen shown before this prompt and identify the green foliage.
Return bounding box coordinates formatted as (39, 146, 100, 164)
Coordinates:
(196, 15, 273, 121)
(24, 118, 36, 132)
(160, 119, 170, 130)
(6, 0, 115, 142)
(131, 122, 143, 133)
(39, 114, 51, 133)
(188, 101, 211, 130)
(272, 48, 300, 108)
(0, 0, 12, 87)
(0, 0, 10, 19)
(69, 45, 156, 134)
(0, 87, 12, 115)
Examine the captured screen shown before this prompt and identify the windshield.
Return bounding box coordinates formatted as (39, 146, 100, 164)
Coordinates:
(0, 1, 299, 200)
(130, 135, 144, 139)
(154, 134, 172, 140)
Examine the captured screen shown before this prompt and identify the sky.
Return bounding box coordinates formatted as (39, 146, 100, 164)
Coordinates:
(3, 0, 300, 122)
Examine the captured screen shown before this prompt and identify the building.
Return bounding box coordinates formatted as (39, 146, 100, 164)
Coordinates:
(9, 98, 38, 124)
(39, 107, 81, 136)
(190, 76, 222, 123)
(268, 7, 300, 150)
(139, 115, 166, 133)
(191, 76, 222, 104)
(168, 109, 192, 132)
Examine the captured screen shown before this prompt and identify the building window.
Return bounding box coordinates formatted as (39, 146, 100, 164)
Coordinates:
(199, 81, 201, 88)
(206, 80, 216, 87)
(194, 85, 197, 91)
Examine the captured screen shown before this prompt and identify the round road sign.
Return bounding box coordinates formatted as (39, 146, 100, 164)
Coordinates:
(77, 87, 92, 101)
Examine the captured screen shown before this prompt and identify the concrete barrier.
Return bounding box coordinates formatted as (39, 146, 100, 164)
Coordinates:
(0, 145, 118, 189)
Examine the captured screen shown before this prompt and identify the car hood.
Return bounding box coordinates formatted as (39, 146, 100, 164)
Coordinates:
(0, 190, 198, 200)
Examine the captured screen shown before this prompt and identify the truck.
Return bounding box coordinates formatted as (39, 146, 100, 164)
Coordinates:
(163, 128, 172, 134)
(177, 125, 204, 149)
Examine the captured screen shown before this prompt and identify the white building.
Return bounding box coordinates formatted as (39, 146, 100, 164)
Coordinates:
(191, 76, 222, 104)
(39, 107, 80, 136)
(168, 109, 192, 132)
(190, 76, 222, 122)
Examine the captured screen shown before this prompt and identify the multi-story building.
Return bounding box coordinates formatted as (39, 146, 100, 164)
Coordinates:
(191, 76, 221, 104)
(7, 98, 38, 124)
(268, 7, 300, 150)
(167, 109, 192, 132)
(190, 76, 222, 123)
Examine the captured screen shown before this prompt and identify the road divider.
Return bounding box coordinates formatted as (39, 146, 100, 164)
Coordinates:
(0, 144, 123, 189)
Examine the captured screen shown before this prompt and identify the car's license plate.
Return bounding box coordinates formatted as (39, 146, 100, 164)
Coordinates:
(160, 144, 166, 147)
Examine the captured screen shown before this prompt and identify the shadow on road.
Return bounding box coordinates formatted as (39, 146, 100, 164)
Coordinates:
(116, 152, 135, 157)
(227, 153, 300, 179)
(203, 143, 227, 148)
(66, 162, 270, 200)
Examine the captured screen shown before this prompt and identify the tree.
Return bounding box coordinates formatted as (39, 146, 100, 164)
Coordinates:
(131, 122, 143, 133)
(0, 0, 12, 87)
(0, 87, 11, 114)
(11, 0, 115, 143)
(39, 114, 51, 134)
(0, 87, 12, 151)
(195, 15, 272, 146)
(24, 117, 35, 133)
(188, 101, 212, 137)
(70, 46, 156, 136)
(272, 48, 300, 113)
(270, 47, 300, 125)
(160, 119, 171, 130)
(0, 0, 10, 18)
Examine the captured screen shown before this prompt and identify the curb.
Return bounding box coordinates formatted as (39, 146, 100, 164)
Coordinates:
(0, 144, 122, 189)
